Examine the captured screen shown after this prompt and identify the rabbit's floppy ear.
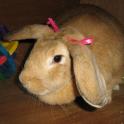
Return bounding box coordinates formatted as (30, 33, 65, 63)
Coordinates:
(70, 45, 108, 108)
(5, 24, 54, 41)
(62, 27, 108, 108)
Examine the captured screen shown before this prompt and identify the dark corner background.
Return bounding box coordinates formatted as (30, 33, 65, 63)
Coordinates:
(0, 0, 79, 30)
(0, 0, 124, 30)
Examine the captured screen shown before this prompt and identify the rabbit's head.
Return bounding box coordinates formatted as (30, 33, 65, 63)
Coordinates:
(6, 25, 108, 108)
(20, 39, 72, 96)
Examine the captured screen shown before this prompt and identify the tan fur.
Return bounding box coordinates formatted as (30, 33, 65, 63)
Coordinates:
(5, 5, 124, 108)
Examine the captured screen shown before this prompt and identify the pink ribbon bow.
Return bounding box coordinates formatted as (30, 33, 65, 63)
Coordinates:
(66, 36, 94, 46)
(47, 18, 94, 45)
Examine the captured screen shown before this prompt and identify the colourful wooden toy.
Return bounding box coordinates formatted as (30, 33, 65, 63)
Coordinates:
(1, 41, 19, 55)
(0, 44, 16, 80)
(0, 25, 19, 80)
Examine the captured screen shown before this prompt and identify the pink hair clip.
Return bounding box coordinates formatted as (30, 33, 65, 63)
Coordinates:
(80, 37, 94, 45)
(47, 18, 59, 32)
(47, 17, 94, 45)
(66, 36, 94, 46)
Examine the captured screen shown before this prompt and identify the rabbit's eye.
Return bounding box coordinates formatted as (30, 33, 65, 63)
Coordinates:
(53, 55, 63, 63)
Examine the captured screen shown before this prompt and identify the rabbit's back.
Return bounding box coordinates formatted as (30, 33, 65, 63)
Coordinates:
(61, 5, 124, 87)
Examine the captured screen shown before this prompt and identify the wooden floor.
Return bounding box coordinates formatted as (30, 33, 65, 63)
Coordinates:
(0, 75, 124, 124)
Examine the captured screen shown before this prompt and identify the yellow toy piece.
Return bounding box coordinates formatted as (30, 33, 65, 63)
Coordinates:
(1, 41, 19, 55)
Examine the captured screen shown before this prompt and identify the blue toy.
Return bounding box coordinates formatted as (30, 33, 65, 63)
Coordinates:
(0, 25, 18, 80)
(0, 44, 16, 80)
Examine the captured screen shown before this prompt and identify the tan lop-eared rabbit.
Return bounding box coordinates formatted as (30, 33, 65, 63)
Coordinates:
(5, 5, 124, 108)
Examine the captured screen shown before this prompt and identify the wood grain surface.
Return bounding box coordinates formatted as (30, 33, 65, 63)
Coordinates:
(0, 0, 124, 123)
(0, 78, 124, 124)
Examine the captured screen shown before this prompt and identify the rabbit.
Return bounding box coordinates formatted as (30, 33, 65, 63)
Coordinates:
(5, 5, 124, 108)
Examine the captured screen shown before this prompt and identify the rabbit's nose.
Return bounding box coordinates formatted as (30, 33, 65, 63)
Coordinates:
(19, 71, 30, 85)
